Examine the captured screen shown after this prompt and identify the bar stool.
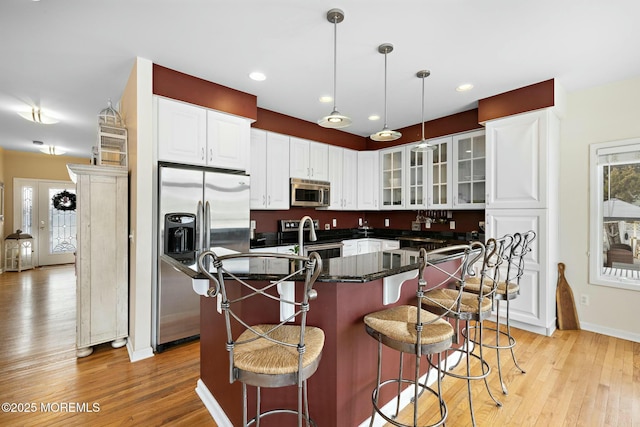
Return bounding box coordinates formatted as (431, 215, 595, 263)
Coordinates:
(198, 250, 324, 427)
(421, 238, 506, 427)
(363, 245, 476, 427)
(463, 231, 536, 394)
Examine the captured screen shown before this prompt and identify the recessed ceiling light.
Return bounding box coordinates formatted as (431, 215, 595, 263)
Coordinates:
(319, 96, 333, 103)
(249, 72, 266, 81)
(456, 83, 474, 92)
(368, 114, 380, 121)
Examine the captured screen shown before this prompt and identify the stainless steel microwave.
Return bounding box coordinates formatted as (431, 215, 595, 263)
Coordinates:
(290, 178, 330, 207)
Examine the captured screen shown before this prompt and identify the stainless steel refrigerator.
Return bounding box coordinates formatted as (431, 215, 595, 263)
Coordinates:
(154, 163, 250, 351)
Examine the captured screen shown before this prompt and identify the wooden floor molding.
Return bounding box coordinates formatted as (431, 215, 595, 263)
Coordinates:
(0, 264, 638, 426)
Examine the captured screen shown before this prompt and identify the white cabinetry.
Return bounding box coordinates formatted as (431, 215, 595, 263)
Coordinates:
(452, 130, 486, 209)
(156, 97, 251, 171)
(250, 129, 290, 210)
(485, 108, 560, 335)
(157, 97, 207, 165)
(358, 151, 379, 210)
(405, 145, 428, 209)
(290, 137, 329, 181)
(427, 137, 453, 209)
(380, 147, 405, 209)
(206, 110, 250, 171)
(327, 146, 358, 210)
(67, 164, 128, 357)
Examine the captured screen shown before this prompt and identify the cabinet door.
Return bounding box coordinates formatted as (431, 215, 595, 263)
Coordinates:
(380, 147, 404, 209)
(206, 110, 250, 171)
(309, 142, 329, 181)
(453, 130, 486, 209)
(327, 146, 343, 209)
(289, 137, 310, 179)
(405, 145, 428, 209)
(342, 148, 358, 210)
(157, 97, 207, 165)
(485, 110, 548, 209)
(485, 209, 549, 330)
(358, 151, 379, 210)
(265, 133, 290, 209)
(427, 137, 452, 209)
(250, 129, 268, 209)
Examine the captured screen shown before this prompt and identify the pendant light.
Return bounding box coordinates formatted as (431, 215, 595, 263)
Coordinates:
(318, 8, 351, 128)
(370, 43, 401, 142)
(411, 70, 436, 152)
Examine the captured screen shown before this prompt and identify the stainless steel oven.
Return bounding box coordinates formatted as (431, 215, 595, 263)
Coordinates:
(304, 242, 343, 259)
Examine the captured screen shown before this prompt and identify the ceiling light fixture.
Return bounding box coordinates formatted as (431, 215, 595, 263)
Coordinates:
(18, 107, 59, 124)
(456, 83, 474, 92)
(318, 8, 351, 129)
(249, 72, 266, 81)
(39, 145, 66, 156)
(370, 43, 401, 142)
(411, 70, 436, 153)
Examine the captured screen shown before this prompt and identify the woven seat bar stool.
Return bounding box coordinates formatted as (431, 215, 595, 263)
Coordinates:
(364, 245, 476, 427)
(463, 230, 536, 394)
(421, 238, 506, 427)
(198, 250, 324, 427)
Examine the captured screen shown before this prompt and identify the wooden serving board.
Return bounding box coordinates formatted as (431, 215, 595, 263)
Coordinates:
(556, 263, 580, 330)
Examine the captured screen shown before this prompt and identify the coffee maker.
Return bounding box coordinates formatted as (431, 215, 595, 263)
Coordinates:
(164, 213, 196, 264)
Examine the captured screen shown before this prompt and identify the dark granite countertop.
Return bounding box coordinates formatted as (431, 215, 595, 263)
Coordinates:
(161, 246, 468, 284)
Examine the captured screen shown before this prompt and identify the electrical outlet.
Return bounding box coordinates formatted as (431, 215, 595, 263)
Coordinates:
(580, 294, 590, 306)
(384, 218, 390, 227)
(425, 221, 431, 229)
(359, 218, 363, 226)
(449, 221, 456, 230)
(324, 224, 330, 230)
(332, 218, 337, 227)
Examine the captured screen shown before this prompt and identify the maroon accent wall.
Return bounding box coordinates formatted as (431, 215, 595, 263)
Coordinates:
(251, 208, 485, 234)
(478, 79, 555, 123)
(366, 109, 483, 150)
(252, 108, 367, 150)
(152, 64, 258, 120)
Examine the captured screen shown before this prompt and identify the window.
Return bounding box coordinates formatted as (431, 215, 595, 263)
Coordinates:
(589, 138, 640, 290)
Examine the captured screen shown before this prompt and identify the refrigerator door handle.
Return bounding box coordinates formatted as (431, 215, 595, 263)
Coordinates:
(196, 201, 204, 251)
(204, 201, 211, 250)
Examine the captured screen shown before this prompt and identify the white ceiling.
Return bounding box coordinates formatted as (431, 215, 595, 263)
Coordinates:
(2, 0, 640, 158)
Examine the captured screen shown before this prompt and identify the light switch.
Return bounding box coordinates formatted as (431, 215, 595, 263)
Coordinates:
(332, 218, 337, 227)
(384, 218, 390, 227)
(449, 221, 456, 230)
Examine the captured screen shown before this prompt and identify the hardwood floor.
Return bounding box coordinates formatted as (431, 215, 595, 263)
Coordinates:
(0, 265, 639, 426)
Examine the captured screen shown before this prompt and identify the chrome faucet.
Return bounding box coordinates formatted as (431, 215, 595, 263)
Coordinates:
(298, 215, 317, 256)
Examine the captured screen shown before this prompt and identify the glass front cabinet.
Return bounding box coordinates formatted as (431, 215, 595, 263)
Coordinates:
(453, 130, 486, 209)
(427, 137, 452, 209)
(380, 147, 404, 209)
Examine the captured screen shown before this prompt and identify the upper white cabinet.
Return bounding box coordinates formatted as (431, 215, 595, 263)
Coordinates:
(405, 145, 429, 210)
(290, 137, 329, 181)
(250, 129, 290, 210)
(327, 146, 357, 210)
(206, 110, 250, 171)
(426, 137, 453, 209)
(485, 111, 552, 209)
(357, 151, 379, 210)
(157, 97, 207, 165)
(452, 130, 486, 209)
(380, 147, 405, 209)
(156, 97, 251, 171)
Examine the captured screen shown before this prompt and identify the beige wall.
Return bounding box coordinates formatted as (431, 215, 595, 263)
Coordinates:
(2, 150, 88, 237)
(559, 75, 640, 341)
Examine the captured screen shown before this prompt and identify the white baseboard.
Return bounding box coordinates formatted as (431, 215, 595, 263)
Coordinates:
(580, 321, 640, 343)
(195, 379, 233, 427)
(126, 341, 154, 362)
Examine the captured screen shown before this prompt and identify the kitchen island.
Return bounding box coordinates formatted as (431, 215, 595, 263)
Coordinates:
(162, 248, 465, 426)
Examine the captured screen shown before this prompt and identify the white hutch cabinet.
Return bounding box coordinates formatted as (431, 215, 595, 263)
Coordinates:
(484, 108, 560, 335)
(67, 164, 128, 357)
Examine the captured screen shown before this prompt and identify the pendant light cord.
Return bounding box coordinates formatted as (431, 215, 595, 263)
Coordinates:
(332, 15, 338, 112)
(421, 74, 425, 141)
(383, 49, 388, 128)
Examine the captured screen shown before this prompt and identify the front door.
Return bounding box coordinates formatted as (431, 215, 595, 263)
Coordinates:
(13, 179, 77, 266)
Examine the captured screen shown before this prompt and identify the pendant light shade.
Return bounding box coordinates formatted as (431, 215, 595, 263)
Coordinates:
(370, 43, 401, 142)
(411, 70, 436, 152)
(318, 8, 352, 129)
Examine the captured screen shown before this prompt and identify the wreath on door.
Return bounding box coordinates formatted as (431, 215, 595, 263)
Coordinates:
(52, 190, 76, 211)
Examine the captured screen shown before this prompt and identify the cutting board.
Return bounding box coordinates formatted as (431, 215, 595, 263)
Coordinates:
(556, 263, 580, 330)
